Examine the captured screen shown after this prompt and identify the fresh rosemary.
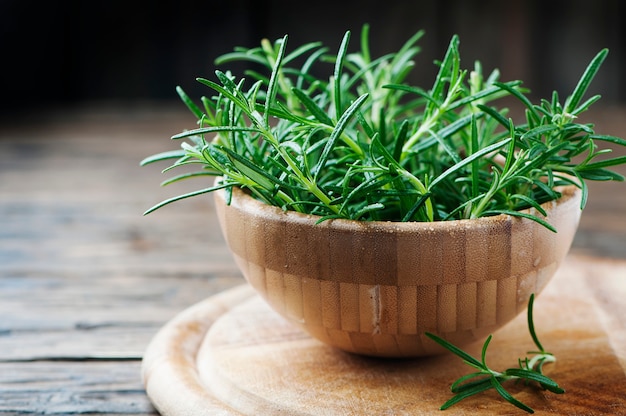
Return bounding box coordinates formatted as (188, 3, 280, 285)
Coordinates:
(426, 294, 563, 414)
(141, 25, 626, 228)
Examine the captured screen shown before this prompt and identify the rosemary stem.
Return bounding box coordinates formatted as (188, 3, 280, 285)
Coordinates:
(263, 127, 341, 214)
(399, 75, 464, 160)
(399, 113, 438, 160)
(527, 353, 556, 370)
(398, 169, 434, 221)
(317, 125, 365, 157)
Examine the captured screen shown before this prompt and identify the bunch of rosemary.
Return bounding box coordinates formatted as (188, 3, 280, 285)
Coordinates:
(142, 25, 626, 228)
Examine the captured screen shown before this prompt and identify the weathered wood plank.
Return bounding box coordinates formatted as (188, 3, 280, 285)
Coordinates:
(0, 361, 155, 414)
(0, 273, 243, 329)
(0, 273, 243, 360)
(0, 271, 243, 414)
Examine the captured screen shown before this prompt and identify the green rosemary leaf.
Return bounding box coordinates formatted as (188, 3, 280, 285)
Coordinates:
(383, 84, 440, 107)
(440, 380, 494, 410)
(425, 332, 483, 369)
(256, 101, 311, 125)
(175, 86, 204, 119)
(143, 183, 231, 215)
(392, 120, 410, 161)
(215, 51, 269, 67)
(296, 46, 329, 90)
(371, 134, 399, 168)
(139, 149, 187, 166)
(481, 209, 557, 233)
(590, 134, 626, 147)
(476, 104, 511, 130)
(577, 168, 624, 181)
(504, 368, 565, 394)
(469, 114, 480, 198)
(564, 49, 608, 114)
(501, 119, 517, 174)
(389, 51, 417, 86)
(494, 82, 539, 124)
(573, 172, 589, 209)
(357, 110, 375, 139)
(377, 106, 387, 143)
(265, 35, 289, 126)
(202, 141, 232, 166)
(292, 87, 334, 125)
(359, 23, 371, 64)
(431, 35, 460, 110)
(450, 373, 491, 393)
(430, 112, 481, 147)
(390, 28, 424, 76)
(491, 376, 535, 413)
(480, 334, 493, 367)
(401, 192, 432, 222)
(352, 202, 385, 220)
(283, 41, 324, 64)
(520, 177, 564, 200)
(313, 93, 368, 177)
(527, 294, 543, 351)
(428, 137, 512, 190)
(521, 124, 561, 141)
(570, 94, 602, 116)
(215, 70, 240, 94)
(160, 171, 219, 187)
(246, 80, 264, 111)
(551, 90, 560, 110)
(160, 160, 206, 175)
(224, 146, 293, 192)
(509, 194, 548, 216)
(578, 155, 626, 171)
(333, 30, 351, 117)
(196, 77, 251, 115)
(448, 80, 523, 111)
(339, 171, 393, 214)
(243, 69, 270, 85)
(171, 126, 262, 140)
(344, 53, 393, 91)
(431, 131, 462, 163)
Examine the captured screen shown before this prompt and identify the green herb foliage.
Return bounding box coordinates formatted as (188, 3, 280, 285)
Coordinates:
(425, 294, 563, 414)
(142, 25, 626, 227)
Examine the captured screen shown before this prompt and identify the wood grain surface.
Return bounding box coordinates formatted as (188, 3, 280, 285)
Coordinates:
(1, 105, 625, 414)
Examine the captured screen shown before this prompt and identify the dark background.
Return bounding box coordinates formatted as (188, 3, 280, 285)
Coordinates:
(1, 0, 624, 118)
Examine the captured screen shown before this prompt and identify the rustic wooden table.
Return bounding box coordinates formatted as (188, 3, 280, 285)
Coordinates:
(1, 104, 625, 415)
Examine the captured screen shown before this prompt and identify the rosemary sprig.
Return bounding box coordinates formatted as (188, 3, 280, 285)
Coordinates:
(425, 294, 564, 414)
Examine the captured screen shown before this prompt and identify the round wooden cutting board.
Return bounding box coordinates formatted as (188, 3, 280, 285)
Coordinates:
(142, 255, 626, 415)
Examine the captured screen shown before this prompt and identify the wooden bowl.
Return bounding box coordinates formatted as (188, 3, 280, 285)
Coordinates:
(214, 185, 582, 357)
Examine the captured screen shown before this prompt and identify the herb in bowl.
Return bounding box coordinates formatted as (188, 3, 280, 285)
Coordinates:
(141, 24, 626, 230)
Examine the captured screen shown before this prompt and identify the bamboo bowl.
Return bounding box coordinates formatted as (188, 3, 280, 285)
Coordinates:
(214, 186, 582, 357)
